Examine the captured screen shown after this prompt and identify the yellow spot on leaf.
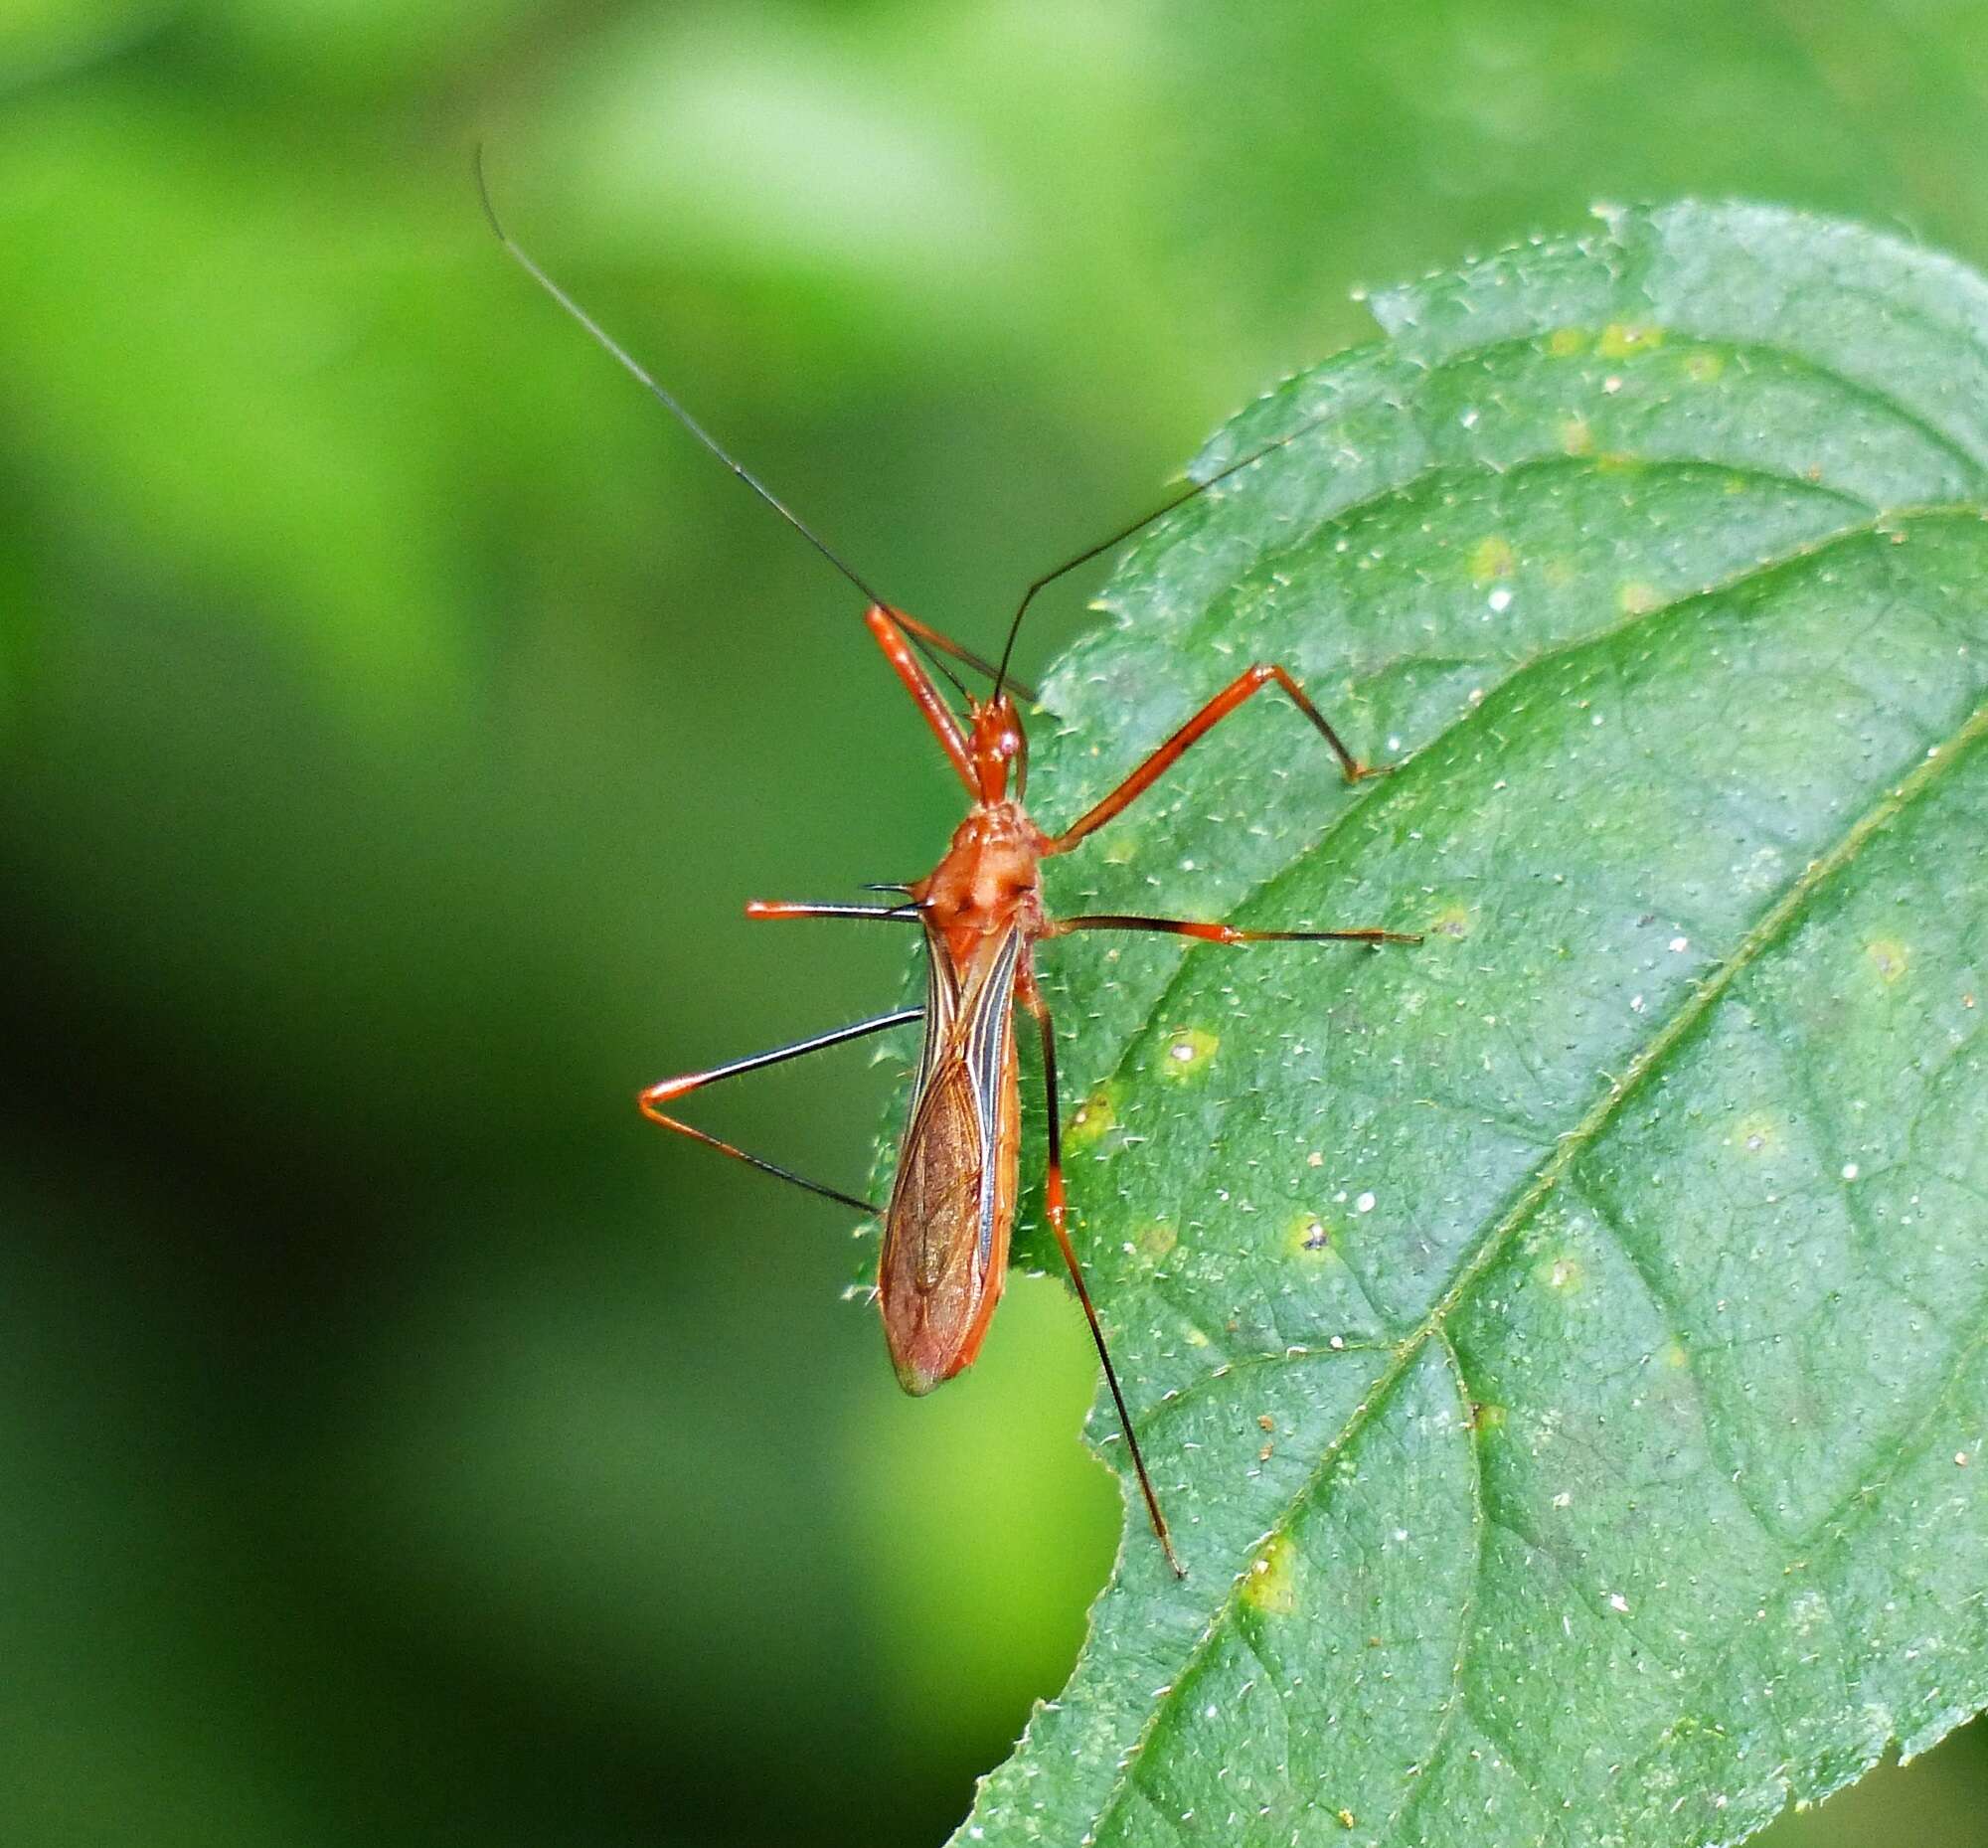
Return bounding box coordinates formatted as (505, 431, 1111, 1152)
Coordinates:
(1538, 1254, 1583, 1293)
(1598, 321, 1664, 359)
(1429, 902, 1473, 940)
(1736, 1112, 1782, 1157)
(1242, 1533, 1300, 1615)
(1866, 937, 1909, 985)
(1548, 326, 1589, 358)
(1067, 1083, 1121, 1150)
(1284, 1211, 1337, 1261)
(1684, 349, 1725, 383)
(1617, 581, 1661, 616)
(1139, 1221, 1178, 1260)
(1561, 417, 1595, 457)
(1594, 450, 1642, 474)
(1469, 535, 1518, 584)
(1471, 1402, 1507, 1433)
(1662, 1341, 1690, 1369)
(1156, 1026, 1219, 1080)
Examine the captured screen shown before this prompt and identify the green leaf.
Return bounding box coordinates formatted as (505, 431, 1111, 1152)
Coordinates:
(907, 204, 1988, 1846)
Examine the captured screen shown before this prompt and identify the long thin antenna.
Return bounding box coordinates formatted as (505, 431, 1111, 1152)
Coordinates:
(991, 408, 1336, 700)
(474, 151, 1011, 699)
(476, 150, 891, 603)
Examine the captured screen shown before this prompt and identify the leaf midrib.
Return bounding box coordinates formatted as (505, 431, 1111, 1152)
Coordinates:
(1077, 518, 1988, 1844)
(1076, 499, 1978, 1407)
(1074, 496, 1972, 1423)
(1163, 453, 1871, 694)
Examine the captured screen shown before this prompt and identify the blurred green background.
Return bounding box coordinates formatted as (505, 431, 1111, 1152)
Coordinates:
(4, 2, 1987, 1843)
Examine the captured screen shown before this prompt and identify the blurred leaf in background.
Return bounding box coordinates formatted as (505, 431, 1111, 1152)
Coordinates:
(2, 2, 1986, 1844)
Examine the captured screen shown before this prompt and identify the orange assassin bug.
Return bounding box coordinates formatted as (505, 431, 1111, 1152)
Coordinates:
(480, 160, 1418, 1576)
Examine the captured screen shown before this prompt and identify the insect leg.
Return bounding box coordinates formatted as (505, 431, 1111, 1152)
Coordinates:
(893, 608, 1035, 704)
(745, 900, 922, 923)
(1050, 914, 1419, 946)
(1023, 980, 1185, 1578)
(639, 1008, 921, 1213)
(1046, 663, 1391, 855)
(864, 606, 976, 792)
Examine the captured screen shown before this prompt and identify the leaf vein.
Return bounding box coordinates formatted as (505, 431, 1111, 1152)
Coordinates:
(1082, 649, 1988, 1846)
(1381, 1331, 1486, 1841)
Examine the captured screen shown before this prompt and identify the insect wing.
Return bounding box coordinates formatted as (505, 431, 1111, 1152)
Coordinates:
(910, 916, 962, 1097)
(878, 925, 1023, 1395)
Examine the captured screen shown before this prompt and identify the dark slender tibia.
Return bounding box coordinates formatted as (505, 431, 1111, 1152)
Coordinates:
(638, 1008, 922, 1212)
(1027, 992, 1186, 1578)
(746, 901, 921, 923)
(1056, 915, 1420, 945)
